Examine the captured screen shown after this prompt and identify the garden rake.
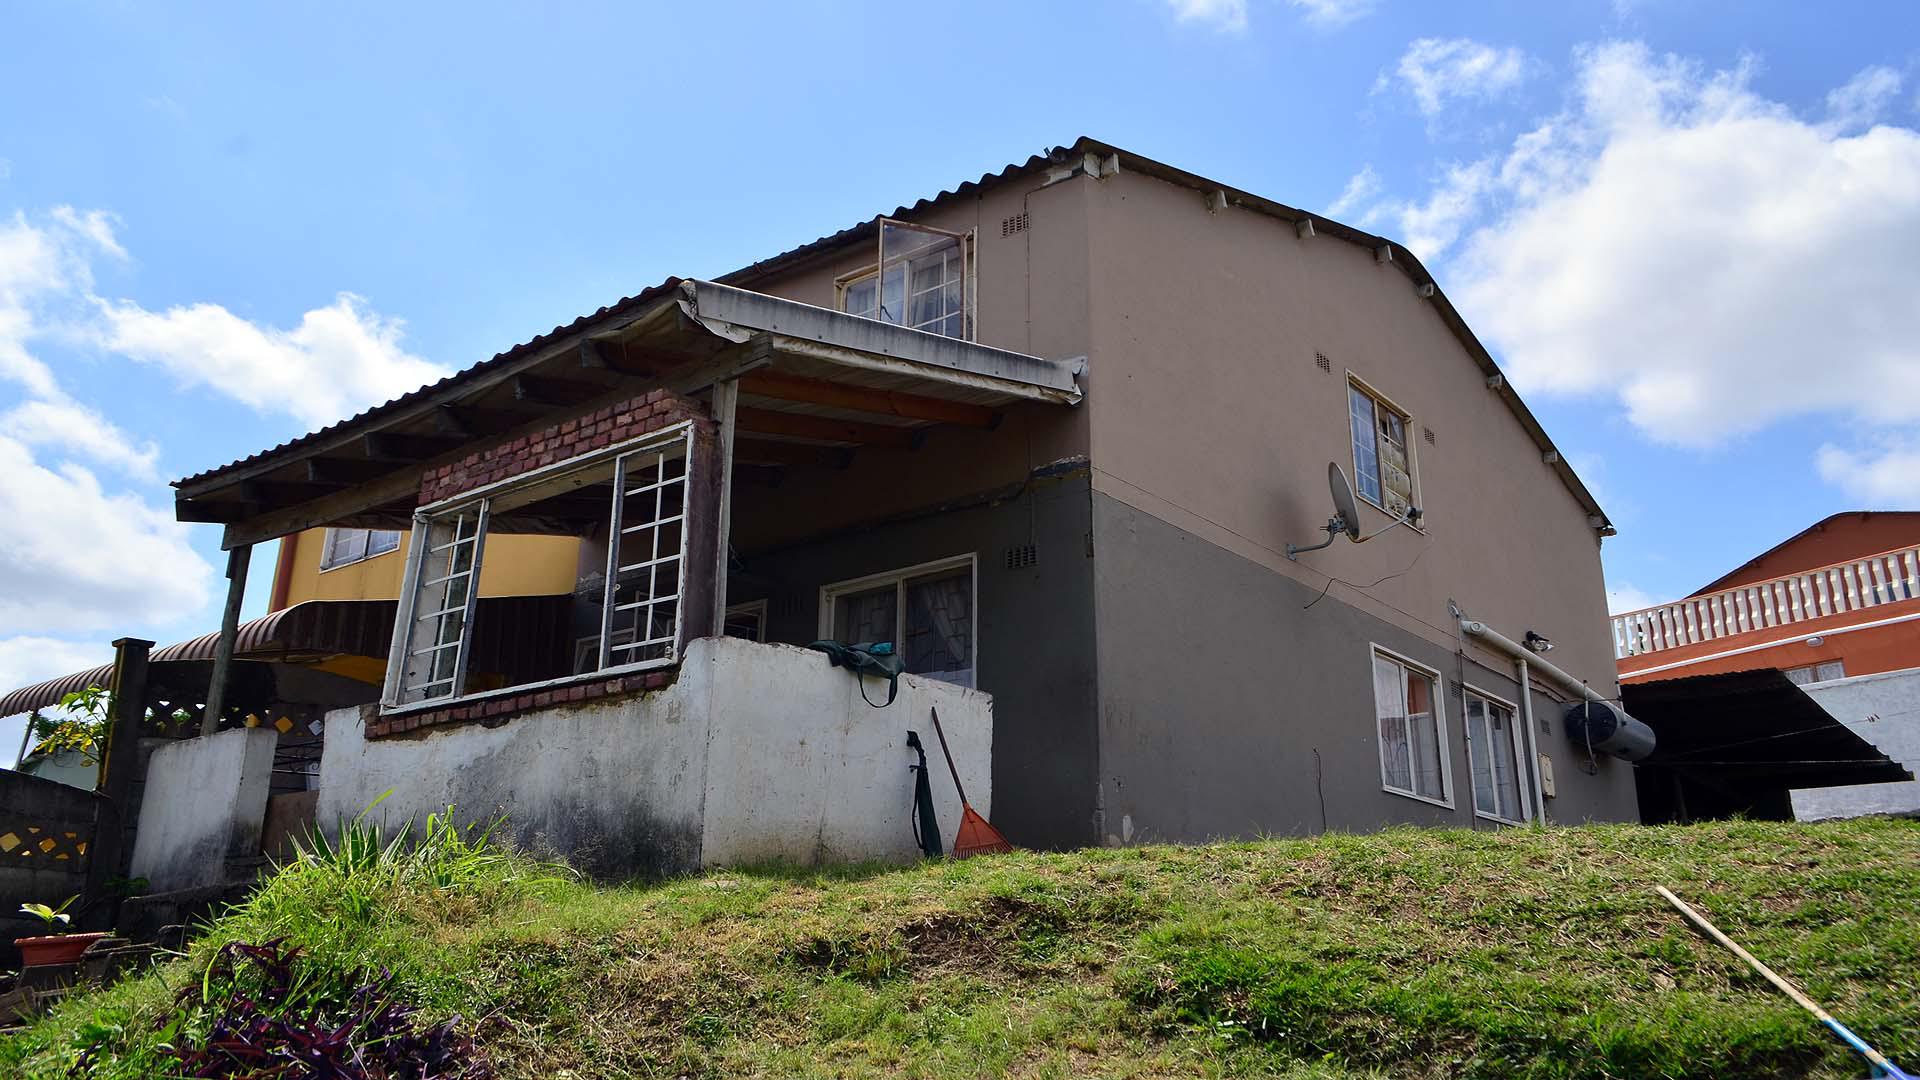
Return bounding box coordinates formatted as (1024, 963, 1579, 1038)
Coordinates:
(929, 706, 1013, 857)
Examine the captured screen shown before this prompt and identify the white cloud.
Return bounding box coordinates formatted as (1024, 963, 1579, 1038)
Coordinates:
(1825, 65, 1903, 133)
(1816, 439, 1920, 506)
(1393, 37, 1531, 117)
(1326, 165, 1382, 217)
(1606, 581, 1659, 615)
(1394, 159, 1493, 257)
(1444, 41, 1920, 455)
(0, 399, 159, 478)
(0, 435, 210, 633)
(1164, 0, 1247, 32)
(49, 206, 127, 261)
(1164, 0, 1372, 33)
(1287, 0, 1375, 28)
(98, 292, 449, 430)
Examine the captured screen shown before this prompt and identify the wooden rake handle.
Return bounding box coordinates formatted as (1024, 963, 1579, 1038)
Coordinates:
(929, 706, 968, 805)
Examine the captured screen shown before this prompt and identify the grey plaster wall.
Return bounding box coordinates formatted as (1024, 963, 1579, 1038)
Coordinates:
(130, 727, 278, 892)
(1091, 493, 1638, 844)
(730, 469, 1101, 849)
(1791, 666, 1920, 820)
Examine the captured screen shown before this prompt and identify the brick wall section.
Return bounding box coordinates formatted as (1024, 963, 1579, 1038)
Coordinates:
(369, 387, 721, 740)
(419, 389, 712, 506)
(365, 668, 679, 738)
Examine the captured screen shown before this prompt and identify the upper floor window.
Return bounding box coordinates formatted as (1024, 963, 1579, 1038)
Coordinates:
(836, 218, 972, 340)
(319, 527, 401, 570)
(1348, 380, 1416, 518)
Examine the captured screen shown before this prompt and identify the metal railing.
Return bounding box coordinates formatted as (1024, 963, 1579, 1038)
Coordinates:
(1612, 545, 1920, 660)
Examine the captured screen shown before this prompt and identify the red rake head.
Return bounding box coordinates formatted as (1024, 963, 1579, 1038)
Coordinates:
(952, 805, 1014, 858)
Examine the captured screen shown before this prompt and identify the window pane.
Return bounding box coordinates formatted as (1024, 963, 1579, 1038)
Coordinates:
(835, 585, 896, 645)
(606, 440, 690, 667)
(397, 512, 482, 703)
(905, 569, 972, 687)
(368, 530, 401, 556)
(1466, 697, 1495, 815)
(1486, 701, 1525, 821)
(879, 265, 906, 324)
(1374, 655, 1412, 792)
(1406, 670, 1445, 800)
(844, 277, 877, 318)
(1349, 386, 1382, 504)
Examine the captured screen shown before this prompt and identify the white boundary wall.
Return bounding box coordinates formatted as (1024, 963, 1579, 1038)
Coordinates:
(318, 637, 992, 875)
(1791, 666, 1920, 820)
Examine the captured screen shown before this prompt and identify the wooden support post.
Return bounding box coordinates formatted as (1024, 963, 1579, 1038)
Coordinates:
(710, 378, 739, 637)
(85, 637, 152, 925)
(202, 544, 252, 736)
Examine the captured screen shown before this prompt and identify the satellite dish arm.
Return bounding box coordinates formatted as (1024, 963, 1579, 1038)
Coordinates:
(1286, 514, 1348, 560)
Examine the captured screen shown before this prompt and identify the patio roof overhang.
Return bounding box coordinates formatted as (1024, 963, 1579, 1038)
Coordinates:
(173, 281, 1082, 549)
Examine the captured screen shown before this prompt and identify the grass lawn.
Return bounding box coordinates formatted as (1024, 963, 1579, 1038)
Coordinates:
(4, 817, 1916, 1078)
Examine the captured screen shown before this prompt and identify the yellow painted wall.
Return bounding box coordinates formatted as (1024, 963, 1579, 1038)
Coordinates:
(277, 527, 581, 608)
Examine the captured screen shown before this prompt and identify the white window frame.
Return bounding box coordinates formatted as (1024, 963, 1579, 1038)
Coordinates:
(1369, 644, 1454, 808)
(1346, 373, 1423, 524)
(1461, 683, 1531, 826)
(724, 599, 769, 643)
(819, 553, 979, 687)
(834, 218, 977, 341)
(381, 421, 696, 714)
(318, 527, 402, 571)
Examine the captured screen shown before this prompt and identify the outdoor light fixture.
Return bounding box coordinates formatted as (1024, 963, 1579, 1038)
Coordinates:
(1524, 631, 1555, 654)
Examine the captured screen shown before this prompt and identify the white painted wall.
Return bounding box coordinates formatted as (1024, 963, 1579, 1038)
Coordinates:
(696, 638, 991, 866)
(130, 727, 278, 892)
(1791, 666, 1920, 820)
(317, 636, 993, 875)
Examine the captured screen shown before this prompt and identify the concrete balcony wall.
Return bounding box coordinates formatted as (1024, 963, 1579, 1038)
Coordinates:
(317, 636, 992, 878)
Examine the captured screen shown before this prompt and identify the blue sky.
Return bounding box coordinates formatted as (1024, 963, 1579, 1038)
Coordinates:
(3, 1, 1918, 751)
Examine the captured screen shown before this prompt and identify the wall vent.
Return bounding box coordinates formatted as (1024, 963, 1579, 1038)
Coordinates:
(1001, 211, 1030, 237)
(1315, 352, 1331, 373)
(1004, 543, 1038, 570)
(1423, 427, 1437, 446)
(774, 593, 803, 618)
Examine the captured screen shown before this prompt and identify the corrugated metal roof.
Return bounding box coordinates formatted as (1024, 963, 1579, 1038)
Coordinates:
(168, 136, 1612, 529)
(0, 599, 400, 716)
(172, 278, 686, 488)
(170, 144, 1076, 491)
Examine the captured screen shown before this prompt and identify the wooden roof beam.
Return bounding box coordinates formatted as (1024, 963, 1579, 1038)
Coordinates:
(739, 371, 1000, 428)
(364, 432, 463, 463)
(734, 438, 855, 470)
(734, 407, 919, 449)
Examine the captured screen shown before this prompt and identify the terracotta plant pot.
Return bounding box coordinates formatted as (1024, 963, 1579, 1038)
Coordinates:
(13, 931, 109, 967)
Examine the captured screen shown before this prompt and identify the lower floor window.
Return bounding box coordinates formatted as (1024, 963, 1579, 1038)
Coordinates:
(822, 557, 976, 688)
(1464, 688, 1529, 824)
(1372, 649, 1449, 803)
(386, 423, 695, 709)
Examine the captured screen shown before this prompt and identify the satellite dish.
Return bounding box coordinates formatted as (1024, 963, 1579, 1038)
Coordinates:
(1327, 462, 1362, 542)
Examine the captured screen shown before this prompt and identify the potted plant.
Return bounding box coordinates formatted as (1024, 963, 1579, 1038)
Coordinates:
(14, 896, 108, 967)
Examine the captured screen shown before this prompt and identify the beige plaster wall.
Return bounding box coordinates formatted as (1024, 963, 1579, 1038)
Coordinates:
(1080, 168, 1618, 696)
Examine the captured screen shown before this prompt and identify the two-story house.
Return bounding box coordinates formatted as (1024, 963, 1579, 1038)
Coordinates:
(6, 140, 1645, 879)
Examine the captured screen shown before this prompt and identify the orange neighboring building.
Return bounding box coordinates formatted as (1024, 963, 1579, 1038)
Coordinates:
(1614, 511, 1920, 685)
